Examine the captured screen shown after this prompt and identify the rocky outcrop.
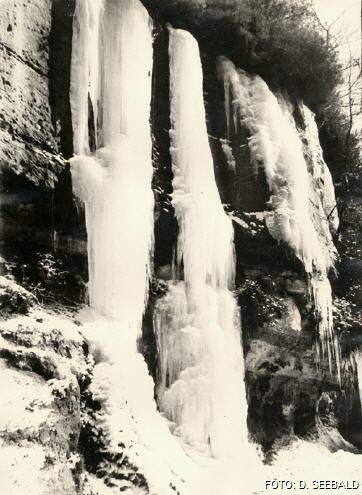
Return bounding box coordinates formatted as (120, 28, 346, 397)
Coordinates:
(0, 0, 83, 286)
(0, 280, 89, 494)
(0, 0, 66, 186)
(241, 278, 362, 450)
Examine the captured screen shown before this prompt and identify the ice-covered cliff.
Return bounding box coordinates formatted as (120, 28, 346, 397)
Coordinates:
(0, 1, 361, 494)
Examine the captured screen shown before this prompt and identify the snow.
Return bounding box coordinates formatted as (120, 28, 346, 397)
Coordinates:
(0, 445, 47, 495)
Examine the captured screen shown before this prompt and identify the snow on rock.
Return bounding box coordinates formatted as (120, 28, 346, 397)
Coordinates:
(0, 308, 89, 494)
(0, 276, 36, 317)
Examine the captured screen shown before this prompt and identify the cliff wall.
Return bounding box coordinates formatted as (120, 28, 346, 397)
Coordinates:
(0, 1, 360, 493)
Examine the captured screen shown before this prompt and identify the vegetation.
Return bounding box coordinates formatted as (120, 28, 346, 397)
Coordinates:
(4, 252, 86, 309)
(237, 279, 288, 327)
(145, 0, 360, 180)
(0, 276, 35, 318)
(318, 102, 361, 180)
(146, 0, 343, 107)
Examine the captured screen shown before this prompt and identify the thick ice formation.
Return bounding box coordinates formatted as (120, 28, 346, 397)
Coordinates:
(69, 1, 252, 489)
(154, 29, 248, 459)
(301, 106, 340, 378)
(302, 105, 339, 233)
(218, 57, 332, 273)
(70, 0, 154, 327)
(70, 0, 103, 156)
(217, 57, 340, 379)
(311, 276, 340, 378)
(68, 0, 354, 489)
(69, 1, 192, 492)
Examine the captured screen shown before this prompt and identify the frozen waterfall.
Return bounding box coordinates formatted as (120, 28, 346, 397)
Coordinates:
(69, 2, 252, 490)
(69, 2, 195, 494)
(70, 0, 154, 329)
(217, 57, 340, 380)
(154, 29, 248, 459)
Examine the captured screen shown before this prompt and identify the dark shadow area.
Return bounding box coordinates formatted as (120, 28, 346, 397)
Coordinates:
(151, 26, 179, 270)
(48, 0, 76, 159)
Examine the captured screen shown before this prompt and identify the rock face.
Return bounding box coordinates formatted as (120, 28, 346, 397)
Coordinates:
(0, 0, 84, 291)
(0, 281, 89, 494)
(0, 0, 361, 493)
(0, 0, 65, 186)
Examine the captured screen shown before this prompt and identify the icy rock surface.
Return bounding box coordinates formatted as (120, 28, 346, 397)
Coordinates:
(0, 309, 88, 495)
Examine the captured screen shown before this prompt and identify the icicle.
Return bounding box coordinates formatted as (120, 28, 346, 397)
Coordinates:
(311, 277, 341, 383)
(154, 28, 248, 459)
(168, 32, 236, 294)
(301, 105, 340, 381)
(70, 0, 103, 155)
(70, 0, 154, 328)
(217, 57, 341, 381)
